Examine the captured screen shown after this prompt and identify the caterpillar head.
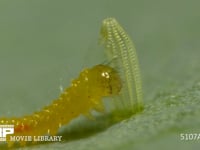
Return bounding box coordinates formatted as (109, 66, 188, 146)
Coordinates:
(86, 64, 122, 97)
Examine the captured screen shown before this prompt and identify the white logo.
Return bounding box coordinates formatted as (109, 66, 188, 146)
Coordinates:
(0, 124, 62, 142)
(0, 125, 14, 141)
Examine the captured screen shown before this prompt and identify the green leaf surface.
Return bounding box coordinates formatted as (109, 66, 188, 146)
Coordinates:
(0, 0, 200, 149)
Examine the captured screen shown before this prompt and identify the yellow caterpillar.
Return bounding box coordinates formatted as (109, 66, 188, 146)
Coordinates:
(0, 17, 143, 148)
(0, 64, 122, 147)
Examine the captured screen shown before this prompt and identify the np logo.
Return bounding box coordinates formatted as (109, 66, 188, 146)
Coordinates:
(0, 125, 14, 141)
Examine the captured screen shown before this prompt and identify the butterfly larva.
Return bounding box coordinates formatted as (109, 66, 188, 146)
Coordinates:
(0, 18, 143, 148)
(100, 18, 143, 113)
(0, 64, 122, 147)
